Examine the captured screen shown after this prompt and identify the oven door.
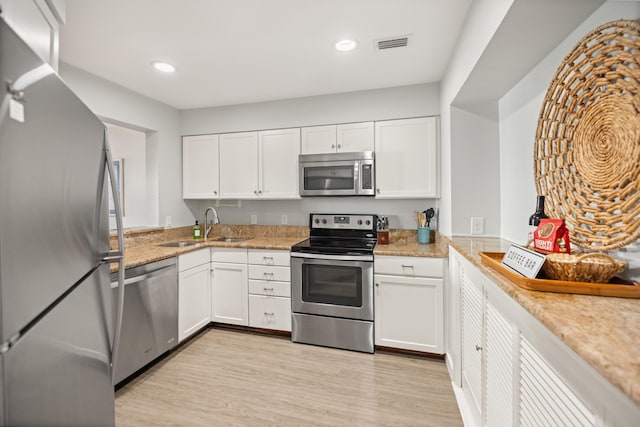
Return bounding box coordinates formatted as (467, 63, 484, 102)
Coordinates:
(299, 160, 359, 196)
(291, 253, 373, 321)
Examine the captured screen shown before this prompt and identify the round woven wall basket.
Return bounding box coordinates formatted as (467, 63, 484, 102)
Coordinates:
(534, 19, 640, 251)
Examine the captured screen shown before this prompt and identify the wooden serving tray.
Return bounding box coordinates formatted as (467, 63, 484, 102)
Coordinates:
(479, 252, 640, 299)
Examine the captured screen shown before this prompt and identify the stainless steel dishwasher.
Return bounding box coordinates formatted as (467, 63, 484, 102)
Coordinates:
(111, 257, 178, 385)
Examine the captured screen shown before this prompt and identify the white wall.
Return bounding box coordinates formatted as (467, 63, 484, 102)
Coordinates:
(439, 0, 515, 236)
(182, 83, 439, 135)
(181, 83, 442, 229)
(450, 105, 501, 237)
(59, 63, 191, 227)
(106, 123, 147, 229)
(499, 0, 640, 279)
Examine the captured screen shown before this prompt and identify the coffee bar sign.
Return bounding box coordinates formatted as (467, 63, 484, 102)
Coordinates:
(502, 244, 546, 279)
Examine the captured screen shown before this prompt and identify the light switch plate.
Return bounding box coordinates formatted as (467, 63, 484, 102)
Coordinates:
(251, 214, 258, 224)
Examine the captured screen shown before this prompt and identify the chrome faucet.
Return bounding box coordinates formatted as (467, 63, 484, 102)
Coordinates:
(204, 207, 220, 240)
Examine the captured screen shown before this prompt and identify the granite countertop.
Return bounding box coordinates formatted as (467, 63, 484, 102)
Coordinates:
(448, 236, 640, 408)
(110, 225, 307, 272)
(373, 229, 449, 258)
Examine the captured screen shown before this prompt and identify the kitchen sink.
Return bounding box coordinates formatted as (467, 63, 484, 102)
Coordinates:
(210, 237, 251, 243)
(157, 241, 200, 248)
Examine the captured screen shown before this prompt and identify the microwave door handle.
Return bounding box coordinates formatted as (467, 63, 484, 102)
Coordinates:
(354, 162, 359, 194)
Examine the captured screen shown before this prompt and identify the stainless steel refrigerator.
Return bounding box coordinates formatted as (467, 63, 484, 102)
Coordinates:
(0, 17, 124, 426)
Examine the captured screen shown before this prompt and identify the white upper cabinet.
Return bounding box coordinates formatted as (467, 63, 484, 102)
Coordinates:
(182, 135, 219, 199)
(218, 129, 300, 199)
(258, 128, 300, 199)
(301, 125, 336, 154)
(219, 132, 259, 199)
(301, 122, 374, 154)
(0, 0, 63, 70)
(336, 122, 374, 152)
(374, 117, 439, 198)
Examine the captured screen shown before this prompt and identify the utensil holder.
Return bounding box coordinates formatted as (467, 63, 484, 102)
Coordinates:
(418, 227, 430, 244)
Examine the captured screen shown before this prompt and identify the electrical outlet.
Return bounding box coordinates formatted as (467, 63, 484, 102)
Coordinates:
(470, 217, 484, 235)
(165, 216, 172, 227)
(281, 214, 288, 225)
(251, 214, 258, 224)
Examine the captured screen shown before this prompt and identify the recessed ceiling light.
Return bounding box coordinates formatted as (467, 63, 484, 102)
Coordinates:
(151, 61, 176, 73)
(335, 39, 357, 52)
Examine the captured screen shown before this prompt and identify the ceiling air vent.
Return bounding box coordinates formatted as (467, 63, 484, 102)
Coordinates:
(376, 36, 410, 50)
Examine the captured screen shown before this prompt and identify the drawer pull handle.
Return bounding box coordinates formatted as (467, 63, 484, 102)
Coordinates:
(263, 256, 274, 261)
(264, 312, 275, 316)
(401, 265, 414, 269)
(263, 272, 274, 277)
(475, 345, 482, 351)
(263, 287, 274, 292)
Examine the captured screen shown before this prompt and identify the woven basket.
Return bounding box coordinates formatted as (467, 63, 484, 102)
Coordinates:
(542, 252, 626, 283)
(534, 20, 640, 251)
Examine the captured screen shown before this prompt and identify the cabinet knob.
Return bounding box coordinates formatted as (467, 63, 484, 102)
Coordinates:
(337, 144, 341, 149)
(331, 144, 336, 149)
(376, 188, 381, 194)
(258, 190, 262, 195)
(375, 283, 379, 287)
(475, 345, 482, 351)
(214, 190, 218, 195)
(254, 190, 258, 195)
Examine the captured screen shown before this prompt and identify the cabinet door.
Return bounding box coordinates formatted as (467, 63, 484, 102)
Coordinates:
(519, 337, 596, 427)
(211, 262, 248, 326)
(219, 132, 258, 199)
(301, 125, 337, 154)
(461, 272, 483, 425)
(182, 135, 219, 199)
(485, 299, 516, 427)
(374, 274, 443, 353)
(178, 263, 211, 342)
(374, 117, 439, 198)
(337, 122, 374, 152)
(258, 128, 300, 199)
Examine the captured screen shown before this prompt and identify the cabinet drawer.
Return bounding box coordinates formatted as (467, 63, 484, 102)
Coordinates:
(248, 295, 291, 331)
(211, 247, 247, 263)
(375, 256, 444, 278)
(178, 248, 210, 272)
(248, 249, 290, 266)
(248, 279, 291, 297)
(248, 265, 290, 282)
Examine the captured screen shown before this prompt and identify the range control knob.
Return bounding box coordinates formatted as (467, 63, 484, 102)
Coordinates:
(314, 218, 320, 224)
(321, 219, 327, 224)
(357, 220, 363, 225)
(365, 220, 371, 226)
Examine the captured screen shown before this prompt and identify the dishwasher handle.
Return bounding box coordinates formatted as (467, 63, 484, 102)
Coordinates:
(111, 264, 176, 288)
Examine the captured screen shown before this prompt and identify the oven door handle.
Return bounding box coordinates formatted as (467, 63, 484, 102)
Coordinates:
(290, 252, 373, 262)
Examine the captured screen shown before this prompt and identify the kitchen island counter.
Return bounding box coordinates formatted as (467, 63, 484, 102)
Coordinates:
(448, 235, 640, 409)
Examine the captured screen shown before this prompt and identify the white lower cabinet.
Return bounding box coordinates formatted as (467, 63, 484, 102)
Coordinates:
(211, 248, 248, 326)
(248, 249, 291, 332)
(374, 256, 444, 353)
(448, 246, 639, 427)
(178, 249, 211, 342)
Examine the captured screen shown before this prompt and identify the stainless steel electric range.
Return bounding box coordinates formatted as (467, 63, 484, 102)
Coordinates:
(291, 213, 377, 353)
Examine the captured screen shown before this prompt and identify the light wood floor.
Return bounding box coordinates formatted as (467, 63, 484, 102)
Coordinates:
(115, 328, 463, 426)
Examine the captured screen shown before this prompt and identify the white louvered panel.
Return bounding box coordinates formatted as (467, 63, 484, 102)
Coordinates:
(519, 337, 596, 427)
(485, 300, 514, 427)
(461, 273, 483, 415)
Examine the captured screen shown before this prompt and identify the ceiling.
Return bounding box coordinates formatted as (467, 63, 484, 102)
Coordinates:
(59, 0, 472, 110)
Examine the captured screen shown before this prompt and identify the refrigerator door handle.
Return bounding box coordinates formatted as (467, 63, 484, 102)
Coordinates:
(104, 130, 125, 384)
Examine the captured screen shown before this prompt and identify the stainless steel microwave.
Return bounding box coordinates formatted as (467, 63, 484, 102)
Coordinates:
(299, 151, 375, 196)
